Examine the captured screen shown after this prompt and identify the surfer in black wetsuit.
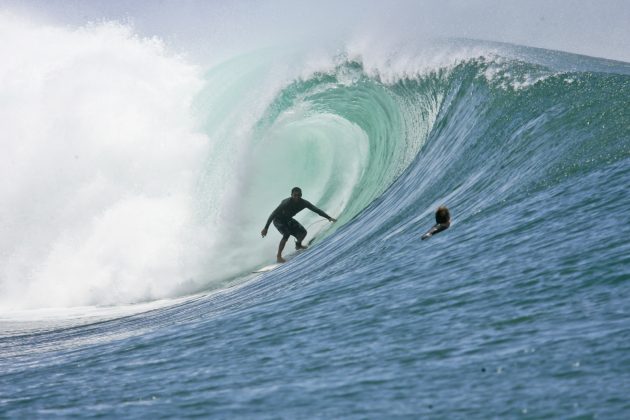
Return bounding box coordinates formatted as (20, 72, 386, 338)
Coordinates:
(261, 187, 337, 263)
(421, 206, 451, 240)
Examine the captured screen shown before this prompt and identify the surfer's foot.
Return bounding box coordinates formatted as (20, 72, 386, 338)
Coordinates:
(295, 242, 308, 250)
(277, 256, 286, 263)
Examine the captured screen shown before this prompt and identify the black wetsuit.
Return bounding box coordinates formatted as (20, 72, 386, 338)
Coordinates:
(421, 222, 450, 240)
(264, 197, 332, 239)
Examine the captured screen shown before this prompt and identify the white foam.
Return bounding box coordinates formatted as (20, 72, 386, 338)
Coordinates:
(0, 14, 213, 310)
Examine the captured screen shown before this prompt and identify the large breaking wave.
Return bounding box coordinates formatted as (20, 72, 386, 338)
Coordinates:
(1, 13, 628, 312)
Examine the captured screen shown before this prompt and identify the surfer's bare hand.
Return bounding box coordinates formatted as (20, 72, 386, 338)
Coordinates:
(261, 228, 267, 237)
(329, 217, 337, 223)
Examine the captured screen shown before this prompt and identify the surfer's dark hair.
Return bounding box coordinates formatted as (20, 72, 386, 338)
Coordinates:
(435, 206, 450, 224)
(291, 187, 302, 195)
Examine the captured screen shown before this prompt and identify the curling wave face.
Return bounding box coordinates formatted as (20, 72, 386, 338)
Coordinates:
(1, 14, 629, 314)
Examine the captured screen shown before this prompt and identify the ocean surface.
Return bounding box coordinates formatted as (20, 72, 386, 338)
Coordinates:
(1, 15, 630, 418)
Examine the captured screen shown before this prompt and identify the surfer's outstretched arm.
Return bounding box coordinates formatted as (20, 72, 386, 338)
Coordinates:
(304, 200, 337, 222)
(261, 203, 282, 237)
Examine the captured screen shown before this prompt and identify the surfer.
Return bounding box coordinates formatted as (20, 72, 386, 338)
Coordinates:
(421, 206, 451, 240)
(261, 187, 337, 263)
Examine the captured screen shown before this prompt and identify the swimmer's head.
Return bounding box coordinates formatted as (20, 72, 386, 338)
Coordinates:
(435, 206, 450, 224)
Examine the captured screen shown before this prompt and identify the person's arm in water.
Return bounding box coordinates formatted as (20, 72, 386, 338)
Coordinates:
(421, 221, 450, 240)
(304, 200, 337, 222)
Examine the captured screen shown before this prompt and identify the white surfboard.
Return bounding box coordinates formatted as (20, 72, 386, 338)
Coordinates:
(253, 263, 283, 273)
(252, 242, 313, 274)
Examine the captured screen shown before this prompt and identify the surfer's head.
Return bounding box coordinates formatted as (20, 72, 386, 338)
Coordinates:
(291, 187, 302, 201)
(435, 206, 450, 224)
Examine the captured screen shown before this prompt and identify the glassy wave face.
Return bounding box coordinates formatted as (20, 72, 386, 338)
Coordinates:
(1, 17, 630, 418)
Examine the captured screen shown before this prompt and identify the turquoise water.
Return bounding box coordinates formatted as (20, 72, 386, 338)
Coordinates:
(1, 35, 630, 418)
